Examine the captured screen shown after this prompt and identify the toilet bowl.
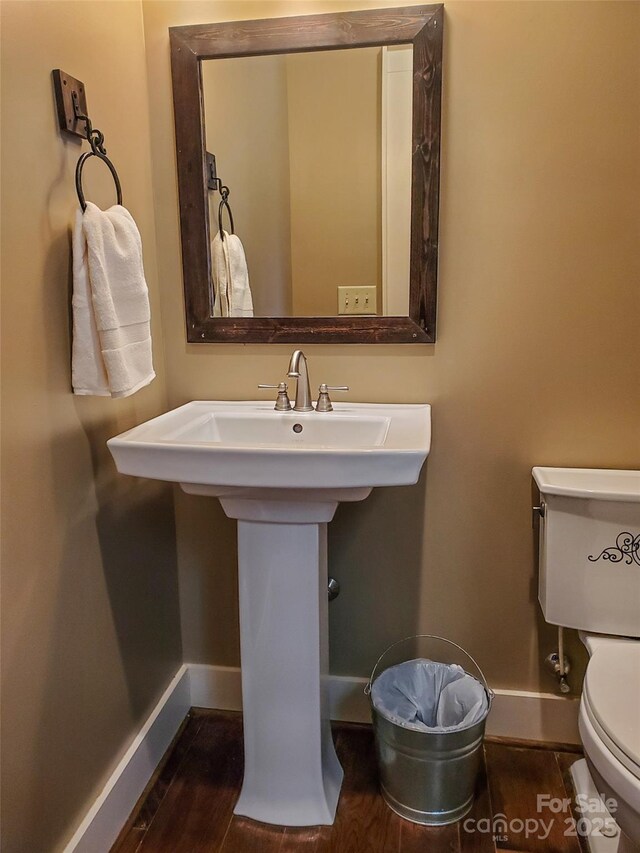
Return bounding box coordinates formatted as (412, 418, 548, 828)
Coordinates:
(532, 467, 640, 852)
(578, 637, 640, 850)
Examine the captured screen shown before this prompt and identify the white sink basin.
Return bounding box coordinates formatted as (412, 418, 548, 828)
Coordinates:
(107, 399, 431, 827)
(169, 407, 389, 446)
(107, 400, 431, 492)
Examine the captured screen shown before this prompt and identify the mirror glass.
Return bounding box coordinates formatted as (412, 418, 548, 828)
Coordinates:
(202, 45, 413, 318)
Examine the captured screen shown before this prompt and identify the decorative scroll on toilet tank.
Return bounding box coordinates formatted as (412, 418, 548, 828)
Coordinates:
(588, 532, 640, 566)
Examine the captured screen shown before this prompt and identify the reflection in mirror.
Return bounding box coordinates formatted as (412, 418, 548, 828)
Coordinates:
(202, 46, 413, 318)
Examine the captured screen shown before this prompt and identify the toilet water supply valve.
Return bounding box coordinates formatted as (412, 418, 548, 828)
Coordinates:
(545, 626, 571, 694)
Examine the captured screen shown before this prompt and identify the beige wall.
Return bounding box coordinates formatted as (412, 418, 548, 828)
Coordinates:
(1, 2, 637, 845)
(286, 48, 382, 315)
(143, 0, 639, 693)
(0, 3, 181, 851)
(203, 55, 293, 315)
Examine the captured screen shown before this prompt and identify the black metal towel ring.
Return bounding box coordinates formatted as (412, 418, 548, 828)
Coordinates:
(218, 186, 234, 240)
(75, 113, 122, 212)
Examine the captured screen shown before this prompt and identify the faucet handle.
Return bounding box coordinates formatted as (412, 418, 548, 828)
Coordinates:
(258, 382, 292, 412)
(316, 383, 349, 413)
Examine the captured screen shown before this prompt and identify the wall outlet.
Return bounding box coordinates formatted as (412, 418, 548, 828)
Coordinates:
(337, 286, 377, 315)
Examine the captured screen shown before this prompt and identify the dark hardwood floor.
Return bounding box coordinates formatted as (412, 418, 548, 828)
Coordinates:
(112, 710, 585, 853)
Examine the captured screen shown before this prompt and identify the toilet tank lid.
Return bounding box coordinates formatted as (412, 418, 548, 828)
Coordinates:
(532, 468, 640, 502)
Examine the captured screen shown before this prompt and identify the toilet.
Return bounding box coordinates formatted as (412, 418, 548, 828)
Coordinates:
(533, 467, 640, 853)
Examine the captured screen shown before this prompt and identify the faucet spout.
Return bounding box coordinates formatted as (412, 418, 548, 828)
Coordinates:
(287, 350, 313, 412)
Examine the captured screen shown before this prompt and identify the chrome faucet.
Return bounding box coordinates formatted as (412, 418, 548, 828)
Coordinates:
(287, 350, 314, 412)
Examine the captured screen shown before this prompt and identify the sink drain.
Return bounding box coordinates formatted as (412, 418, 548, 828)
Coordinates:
(292, 423, 303, 434)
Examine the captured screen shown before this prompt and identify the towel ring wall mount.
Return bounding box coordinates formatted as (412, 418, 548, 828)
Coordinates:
(206, 152, 234, 240)
(52, 69, 123, 212)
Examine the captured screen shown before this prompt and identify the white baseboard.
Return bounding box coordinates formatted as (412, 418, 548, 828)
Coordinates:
(64, 665, 191, 853)
(188, 664, 580, 743)
(485, 687, 580, 744)
(66, 663, 580, 852)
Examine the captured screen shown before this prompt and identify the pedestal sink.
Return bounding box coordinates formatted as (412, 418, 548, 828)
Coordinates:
(108, 400, 431, 826)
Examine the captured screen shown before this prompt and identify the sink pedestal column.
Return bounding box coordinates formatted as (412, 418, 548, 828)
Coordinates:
(219, 496, 344, 826)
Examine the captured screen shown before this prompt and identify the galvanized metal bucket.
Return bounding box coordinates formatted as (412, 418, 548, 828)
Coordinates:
(365, 635, 494, 826)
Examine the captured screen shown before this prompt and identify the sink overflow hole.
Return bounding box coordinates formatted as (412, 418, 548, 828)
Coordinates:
(292, 423, 303, 434)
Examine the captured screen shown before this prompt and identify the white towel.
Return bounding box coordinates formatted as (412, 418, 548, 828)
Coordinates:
(211, 231, 229, 318)
(211, 230, 253, 318)
(72, 203, 155, 398)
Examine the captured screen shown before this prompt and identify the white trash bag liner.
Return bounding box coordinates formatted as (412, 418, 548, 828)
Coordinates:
(371, 657, 489, 733)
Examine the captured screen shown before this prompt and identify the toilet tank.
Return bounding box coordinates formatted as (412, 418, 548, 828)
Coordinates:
(532, 468, 640, 637)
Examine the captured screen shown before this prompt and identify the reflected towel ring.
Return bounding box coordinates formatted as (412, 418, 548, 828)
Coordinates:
(218, 186, 234, 240)
(75, 150, 123, 212)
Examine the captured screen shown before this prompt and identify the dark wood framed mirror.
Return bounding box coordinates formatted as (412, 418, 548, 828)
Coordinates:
(170, 4, 443, 344)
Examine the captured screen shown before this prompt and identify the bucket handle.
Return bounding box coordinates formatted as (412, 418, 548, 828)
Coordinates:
(364, 634, 495, 703)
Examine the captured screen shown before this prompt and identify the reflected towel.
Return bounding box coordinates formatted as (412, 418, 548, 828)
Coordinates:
(211, 230, 253, 318)
(72, 202, 155, 397)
